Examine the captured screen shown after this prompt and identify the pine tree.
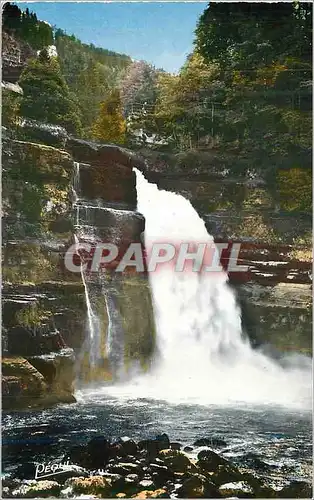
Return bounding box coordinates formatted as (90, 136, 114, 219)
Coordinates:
(91, 90, 126, 144)
(19, 49, 82, 134)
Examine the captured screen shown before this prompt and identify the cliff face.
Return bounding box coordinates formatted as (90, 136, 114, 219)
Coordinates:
(2, 126, 156, 408)
(138, 149, 312, 356)
(2, 31, 35, 83)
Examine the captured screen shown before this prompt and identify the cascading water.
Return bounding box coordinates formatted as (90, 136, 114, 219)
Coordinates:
(94, 169, 311, 410)
(72, 163, 113, 381)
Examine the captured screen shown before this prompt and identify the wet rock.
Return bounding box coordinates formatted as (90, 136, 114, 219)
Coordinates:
(194, 437, 227, 448)
(139, 480, 156, 490)
(123, 474, 141, 495)
(2, 476, 22, 490)
(138, 436, 169, 462)
(176, 473, 219, 498)
(219, 481, 254, 498)
(109, 462, 142, 477)
(183, 446, 193, 453)
(150, 463, 174, 485)
(155, 434, 170, 451)
(2, 486, 10, 497)
(12, 479, 61, 498)
(27, 348, 75, 404)
(87, 436, 111, 469)
(239, 452, 277, 472)
(158, 449, 194, 473)
(211, 464, 244, 487)
(278, 480, 312, 498)
(132, 488, 169, 498)
(170, 442, 181, 451)
(197, 449, 229, 470)
(65, 476, 112, 496)
(118, 437, 139, 457)
(110, 442, 126, 459)
(2, 357, 47, 409)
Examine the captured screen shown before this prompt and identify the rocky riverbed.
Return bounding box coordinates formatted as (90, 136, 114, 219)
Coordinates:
(2, 397, 312, 499)
(2, 432, 312, 499)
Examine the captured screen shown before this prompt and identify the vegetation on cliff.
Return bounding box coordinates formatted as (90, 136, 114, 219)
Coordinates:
(19, 48, 82, 134)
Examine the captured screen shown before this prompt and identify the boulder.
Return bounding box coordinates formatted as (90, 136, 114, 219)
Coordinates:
(118, 437, 139, 457)
(2, 357, 47, 409)
(183, 446, 193, 453)
(170, 442, 181, 451)
(219, 480, 255, 498)
(109, 462, 142, 477)
(278, 480, 312, 498)
(87, 436, 111, 469)
(65, 475, 112, 496)
(194, 437, 227, 448)
(27, 348, 75, 403)
(12, 480, 61, 498)
(197, 449, 229, 470)
(132, 488, 169, 499)
(158, 450, 194, 474)
(176, 473, 219, 498)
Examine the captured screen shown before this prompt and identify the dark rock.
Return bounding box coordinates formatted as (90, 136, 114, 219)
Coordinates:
(170, 442, 181, 451)
(118, 437, 139, 457)
(158, 450, 194, 474)
(176, 473, 220, 498)
(183, 446, 193, 453)
(278, 480, 312, 498)
(219, 480, 255, 498)
(67, 136, 146, 170)
(108, 462, 142, 477)
(77, 163, 137, 209)
(138, 436, 169, 462)
(211, 464, 244, 487)
(194, 437, 227, 448)
(197, 449, 228, 469)
(87, 436, 111, 469)
(239, 452, 277, 471)
(155, 434, 170, 451)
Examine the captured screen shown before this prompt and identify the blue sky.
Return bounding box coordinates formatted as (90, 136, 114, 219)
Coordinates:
(16, 2, 207, 73)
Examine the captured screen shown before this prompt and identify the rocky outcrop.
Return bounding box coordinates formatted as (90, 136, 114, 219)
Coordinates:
(2, 30, 35, 83)
(2, 126, 156, 407)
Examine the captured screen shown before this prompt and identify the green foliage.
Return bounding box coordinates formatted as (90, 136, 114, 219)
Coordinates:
(2, 89, 21, 128)
(143, 2, 312, 214)
(277, 168, 312, 212)
(3, 2, 53, 49)
(91, 90, 126, 144)
(16, 303, 52, 329)
(19, 50, 82, 134)
(55, 30, 131, 135)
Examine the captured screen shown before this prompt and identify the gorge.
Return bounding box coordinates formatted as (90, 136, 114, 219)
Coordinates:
(2, 123, 312, 499)
(2, 2, 312, 496)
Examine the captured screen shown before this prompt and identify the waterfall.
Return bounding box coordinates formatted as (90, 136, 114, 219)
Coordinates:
(72, 163, 112, 383)
(98, 169, 311, 409)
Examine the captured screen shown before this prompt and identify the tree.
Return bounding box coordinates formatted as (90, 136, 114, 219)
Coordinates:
(120, 60, 159, 116)
(91, 90, 126, 144)
(19, 49, 82, 134)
